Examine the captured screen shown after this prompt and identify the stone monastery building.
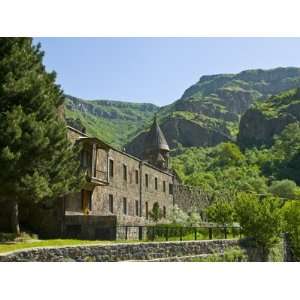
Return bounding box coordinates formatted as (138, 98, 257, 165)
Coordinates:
(63, 116, 176, 239)
(0, 116, 209, 240)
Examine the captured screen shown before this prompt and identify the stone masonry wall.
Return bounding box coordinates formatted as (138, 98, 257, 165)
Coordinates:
(0, 239, 239, 262)
(141, 163, 174, 222)
(65, 144, 174, 227)
(174, 184, 212, 216)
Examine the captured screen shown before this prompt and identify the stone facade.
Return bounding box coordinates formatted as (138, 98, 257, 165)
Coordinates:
(62, 126, 175, 239)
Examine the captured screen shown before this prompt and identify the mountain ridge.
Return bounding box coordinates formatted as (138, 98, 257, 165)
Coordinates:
(126, 67, 300, 156)
(64, 67, 300, 152)
(64, 94, 159, 148)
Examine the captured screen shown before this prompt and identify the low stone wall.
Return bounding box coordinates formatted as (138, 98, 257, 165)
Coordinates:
(0, 239, 239, 262)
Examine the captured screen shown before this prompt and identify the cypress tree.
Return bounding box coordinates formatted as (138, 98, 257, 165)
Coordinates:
(0, 38, 84, 235)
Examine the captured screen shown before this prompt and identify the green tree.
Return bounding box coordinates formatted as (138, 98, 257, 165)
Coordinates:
(269, 179, 299, 199)
(205, 198, 234, 226)
(0, 38, 84, 235)
(149, 202, 163, 223)
(263, 122, 300, 184)
(212, 142, 245, 167)
(272, 122, 300, 159)
(186, 209, 202, 227)
(282, 200, 300, 260)
(167, 204, 188, 225)
(234, 193, 283, 261)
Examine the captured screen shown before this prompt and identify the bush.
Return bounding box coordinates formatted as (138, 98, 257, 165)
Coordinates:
(149, 202, 163, 223)
(269, 179, 298, 199)
(205, 199, 234, 226)
(282, 200, 300, 260)
(167, 205, 189, 225)
(192, 247, 248, 262)
(234, 193, 283, 261)
(186, 210, 202, 227)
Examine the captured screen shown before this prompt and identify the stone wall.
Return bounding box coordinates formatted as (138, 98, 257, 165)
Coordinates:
(141, 163, 174, 222)
(65, 142, 174, 229)
(96, 148, 142, 224)
(174, 184, 212, 215)
(67, 126, 87, 144)
(0, 239, 239, 262)
(63, 215, 117, 240)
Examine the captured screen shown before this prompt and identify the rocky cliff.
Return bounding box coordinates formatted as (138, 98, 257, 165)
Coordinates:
(238, 88, 300, 148)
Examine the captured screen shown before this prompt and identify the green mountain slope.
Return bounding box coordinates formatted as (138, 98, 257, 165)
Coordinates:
(64, 95, 159, 149)
(238, 88, 300, 148)
(126, 67, 300, 157)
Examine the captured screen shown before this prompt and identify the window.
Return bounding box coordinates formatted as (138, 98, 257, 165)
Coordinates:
(123, 164, 127, 181)
(145, 174, 149, 188)
(169, 183, 173, 195)
(163, 181, 166, 193)
(109, 194, 114, 213)
(135, 200, 139, 216)
(145, 202, 149, 220)
(81, 149, 92, 168)
(155, 177, 158, 190)
(163, 206, 166, 218)
(135, 170, 139, 184)
(109, 159, 114, 178)
(123, 197, 127, 215)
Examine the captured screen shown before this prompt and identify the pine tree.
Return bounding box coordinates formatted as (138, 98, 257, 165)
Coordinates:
(0, 38, 84, 235)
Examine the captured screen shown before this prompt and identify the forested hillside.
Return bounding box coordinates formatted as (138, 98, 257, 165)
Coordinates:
(64, 95, 159, 148)
(172, 121, 300, 197)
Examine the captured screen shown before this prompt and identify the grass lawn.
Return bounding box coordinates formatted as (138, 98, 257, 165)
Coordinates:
(0, 227, 241, 254)
(0, 239, 117, 254)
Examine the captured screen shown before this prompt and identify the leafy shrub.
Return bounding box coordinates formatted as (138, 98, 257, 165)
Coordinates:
(269, 179, 299, 199)
(234, 193, 283, 261)
(192, 247, 248, 262)
(282, 200, 300, 260)
(149, 202, 163, 223)
(205, 199, 234, 226)
(167, 205, 189, 225)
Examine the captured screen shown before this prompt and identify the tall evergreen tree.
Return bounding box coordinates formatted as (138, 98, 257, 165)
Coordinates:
(0, 38, 84, 235)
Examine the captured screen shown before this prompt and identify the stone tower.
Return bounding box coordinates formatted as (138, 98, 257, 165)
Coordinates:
(143, 115, 170, 170)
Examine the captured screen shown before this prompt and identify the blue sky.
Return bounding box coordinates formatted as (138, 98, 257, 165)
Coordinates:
(35, 38, 300, 106)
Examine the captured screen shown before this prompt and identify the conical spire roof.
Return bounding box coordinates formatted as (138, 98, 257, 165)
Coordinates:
(145, 115, 170, 152)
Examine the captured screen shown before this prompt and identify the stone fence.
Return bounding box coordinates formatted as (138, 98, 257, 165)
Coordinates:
(0, 239, 239, 262)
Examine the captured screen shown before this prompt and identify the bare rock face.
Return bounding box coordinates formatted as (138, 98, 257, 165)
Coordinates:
(237, 108, 297, 148)
(161, 117, 231, 148)
(125, 117, 231, 158)
(238, 88, 300, 148)
(216, 88, 254, 115)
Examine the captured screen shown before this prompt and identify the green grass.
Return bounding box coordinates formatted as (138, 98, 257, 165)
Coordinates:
(0, 229, 241, 255)
(0, 239, 116, 254)
(191, 247, 248, 262)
